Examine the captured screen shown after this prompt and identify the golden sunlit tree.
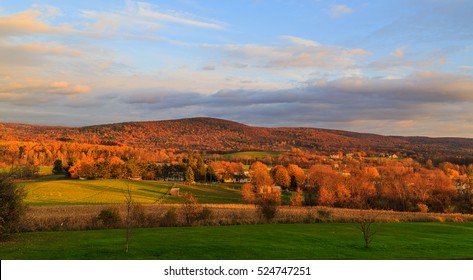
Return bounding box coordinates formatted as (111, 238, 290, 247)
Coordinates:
(249, 161, 273, 190)
(271, 165, 290, 189)
(241, 182, 256, 204)
(286, 164, 306, 190)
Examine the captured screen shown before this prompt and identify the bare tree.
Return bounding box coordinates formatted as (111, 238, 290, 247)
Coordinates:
(181, 192, 199, 226)
(123, 183, 133, 254)
(358, 211, 379, 248)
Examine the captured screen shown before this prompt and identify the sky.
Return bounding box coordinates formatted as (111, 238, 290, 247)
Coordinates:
(0, 0, 473, 137)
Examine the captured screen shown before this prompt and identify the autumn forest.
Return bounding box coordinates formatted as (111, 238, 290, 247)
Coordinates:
(1, 117, 473, 214)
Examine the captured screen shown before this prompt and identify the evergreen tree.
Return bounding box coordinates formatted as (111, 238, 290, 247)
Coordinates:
(185, 166, 195, 184)
(52, 159, 64, 175)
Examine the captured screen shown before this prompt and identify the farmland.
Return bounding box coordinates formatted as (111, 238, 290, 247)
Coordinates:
(1, 223, 473, 260)
(4, 170, 473, 260)
(222, 151, 282, 159)
(22, 178, 242, 205)
(0, 166, 52, 175)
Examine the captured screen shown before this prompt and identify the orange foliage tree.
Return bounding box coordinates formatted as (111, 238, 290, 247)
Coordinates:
(249, 161, 273, 190)
(286, 164, 306, 190)
(270, 165, 290, 189)
(241, 183, 256, 204)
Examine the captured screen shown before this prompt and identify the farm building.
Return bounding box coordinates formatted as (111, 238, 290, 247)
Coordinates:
(256, 185, 282, 194)
(169, 188, 180, 196)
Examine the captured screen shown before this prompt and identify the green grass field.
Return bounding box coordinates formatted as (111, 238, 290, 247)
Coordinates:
(0, 166, 52, 175)
(22, 178, 242, 205)
(223, 151, 282, 159)
(1, 223, 472, 260)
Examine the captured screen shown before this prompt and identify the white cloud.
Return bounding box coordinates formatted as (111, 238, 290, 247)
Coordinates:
(18, 42, 82, 56)
(0, 9, 73, 36)
(79, 9, 164, 38)
(134, 1, 224, 30)
(206, 36, 369, 72)
(0, 79, 91, 107)
(280, 35, 320, 47)
(76, 1, 225, 42)
(49, 81, 91, 94)
(367, 47, 450, 75)
(330, 5, 353, 17)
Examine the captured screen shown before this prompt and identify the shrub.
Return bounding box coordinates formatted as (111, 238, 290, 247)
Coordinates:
(131, 204, 147, 227)
(434, 216, 446, 222)
(303, 186, 318, 206)
(0, 175, 27, 241)
(197, 207, 213, 224)
(97, 207, 121, 228)
(417, 203, 429, 213)
(10, 165, 39, 179)
(241, 183, 256, 204)
(303, 208, 317, 223)
(317, 207, 333, 222)
(160, 208, 178, 227)
(290, 188, 304, 206)
(181, 192, 200, 226)
(452, 216, 464, 222)
(257, 193, 280, 221)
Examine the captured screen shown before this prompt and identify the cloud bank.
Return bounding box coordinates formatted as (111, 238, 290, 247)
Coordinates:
(0, 0, 472, 137)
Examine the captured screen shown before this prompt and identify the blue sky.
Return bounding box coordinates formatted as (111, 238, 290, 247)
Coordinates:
(1, 0, 473, 137)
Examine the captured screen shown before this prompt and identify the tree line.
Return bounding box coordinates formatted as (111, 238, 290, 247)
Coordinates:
(241, 159, 472, 214)
(4, 141, 473, 214)
(60, 151, 472, 214)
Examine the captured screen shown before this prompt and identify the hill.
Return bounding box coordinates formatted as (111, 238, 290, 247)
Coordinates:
(1, 117, 473, 160)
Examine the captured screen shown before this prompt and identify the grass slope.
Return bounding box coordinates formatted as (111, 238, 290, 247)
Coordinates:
(223, 151, 282, 158)
(0, 166, 52, 175)
(22, 178, 242, 205)
(2, 223, 473, 260)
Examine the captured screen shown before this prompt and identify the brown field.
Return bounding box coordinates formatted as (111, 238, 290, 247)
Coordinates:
(21, 204, 473, 232)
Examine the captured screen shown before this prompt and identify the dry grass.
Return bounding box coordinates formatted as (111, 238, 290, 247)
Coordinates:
(19, 204, 473, 232)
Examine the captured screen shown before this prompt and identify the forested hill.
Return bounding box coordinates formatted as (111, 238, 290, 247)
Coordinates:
(1, 117, 473, 160)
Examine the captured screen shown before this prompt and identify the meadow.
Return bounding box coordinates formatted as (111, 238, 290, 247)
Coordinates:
(16, 177, 473, 232)
(22, 178, 242, 205)
(222, 151, 282, 159)
(1, 223, 473, 260)
(7, 176, 473, 260)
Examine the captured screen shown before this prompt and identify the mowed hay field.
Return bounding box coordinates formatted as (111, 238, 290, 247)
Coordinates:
(2, 223, 473, 260)
(22, 178, 243, 205)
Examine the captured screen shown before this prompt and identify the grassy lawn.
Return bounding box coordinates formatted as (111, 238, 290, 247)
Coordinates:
(1, 223, 473, 260)
(22, 179, 242, 205)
